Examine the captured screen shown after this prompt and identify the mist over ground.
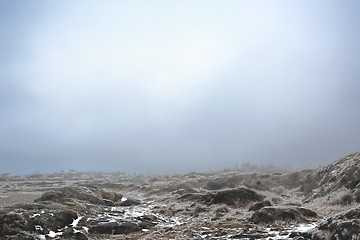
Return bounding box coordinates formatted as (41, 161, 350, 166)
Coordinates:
(1, 0, 360, 175)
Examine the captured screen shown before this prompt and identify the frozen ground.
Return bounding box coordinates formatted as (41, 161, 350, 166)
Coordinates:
(0, 153, 359, 239)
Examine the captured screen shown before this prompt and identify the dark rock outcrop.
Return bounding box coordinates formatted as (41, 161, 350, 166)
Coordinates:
(311, 206, 360, 240)
(249, 200, 272, 211)
(250, 206, 317, 224)
(35, 186, 123, 206)
(32, 209, 78, 230)
(0, 209, 79, 237)
(178, 192, 208, 201)
(89, 222, 141, 234)
(301, 152, 360, 200)
(0, 212, 32, 236)
(62, 229, 88, 240)
(119, 197, 141, 206)
(201, 188, 265, 207)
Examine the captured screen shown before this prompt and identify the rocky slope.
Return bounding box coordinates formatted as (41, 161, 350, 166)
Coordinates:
(302, 152, 360, 201)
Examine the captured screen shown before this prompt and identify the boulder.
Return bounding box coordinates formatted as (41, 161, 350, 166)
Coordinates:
(250, 206, 317, 224)
(62, 230, 88, 240)
(30, 209, 78, 230)
(0, 213, 27, 236)
(89, 222, 140, 234)
(311, 206, 360, 240)
(119, 197, 141, 206)
(179, 193, 208, 201)
(201, 188, 265, 207)
(35, 186, 123, 206)
(249, 200, 271, 211)
(53, 209, 78, 228)
(138, 220, 156, 230)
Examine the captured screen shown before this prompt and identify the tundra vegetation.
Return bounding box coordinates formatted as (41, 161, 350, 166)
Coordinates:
(0, 152, 359, 239)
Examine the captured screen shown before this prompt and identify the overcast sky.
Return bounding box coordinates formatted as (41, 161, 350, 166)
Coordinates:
(1, 0, 359, 175)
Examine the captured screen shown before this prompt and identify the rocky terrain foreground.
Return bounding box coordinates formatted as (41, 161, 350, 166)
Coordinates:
(0, 152, 359, 239)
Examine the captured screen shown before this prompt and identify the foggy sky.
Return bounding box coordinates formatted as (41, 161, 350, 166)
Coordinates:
(1, 0, 360, 175)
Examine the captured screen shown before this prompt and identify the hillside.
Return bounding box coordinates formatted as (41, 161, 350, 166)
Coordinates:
(302, 152, 360, 201)
(0, 152, 359, 239)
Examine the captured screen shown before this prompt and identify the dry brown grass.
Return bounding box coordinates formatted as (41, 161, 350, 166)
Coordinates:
(0, 192, 43, 207)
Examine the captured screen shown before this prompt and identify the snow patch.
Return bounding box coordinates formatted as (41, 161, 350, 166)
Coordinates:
(47, 230, 63, 238)
(294, 222, 317, 232)
(37, 235, 46, 240)
(70, 216, 83, 228)
(35, 225, 44, 231)
(30, 213, 40, 218)
(265, 223, 317, 240)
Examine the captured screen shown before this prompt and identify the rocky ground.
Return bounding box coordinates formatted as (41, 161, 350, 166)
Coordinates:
(0, 152, 359, 239)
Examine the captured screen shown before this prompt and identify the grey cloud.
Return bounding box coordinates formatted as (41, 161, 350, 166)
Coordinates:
(1, 1, 360, 175)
